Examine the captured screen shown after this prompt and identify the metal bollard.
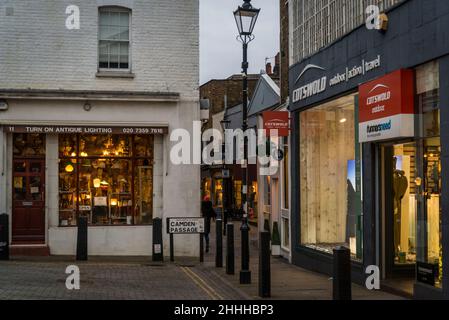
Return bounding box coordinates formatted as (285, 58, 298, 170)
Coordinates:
(152, 217, 163, 262)
(226, 223, 234, 275)
(333, 246, 352, 300)
(76, 215, 88, 261)
(239, 216, 251, 284)
(259, 231, 271, 297)
(0, 214, 9, 260)
(215, 219, 223, 267)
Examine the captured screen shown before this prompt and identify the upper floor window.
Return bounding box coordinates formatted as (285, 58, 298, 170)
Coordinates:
(99, 7, 130, 70)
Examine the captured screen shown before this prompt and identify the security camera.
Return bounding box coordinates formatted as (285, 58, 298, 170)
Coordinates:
(0, 100, 8, 111)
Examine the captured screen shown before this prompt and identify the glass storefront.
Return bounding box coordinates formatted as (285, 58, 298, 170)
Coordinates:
(299, 93, 363, 260)
(415, 61, 442, 287)
(58, 134, 154, 226)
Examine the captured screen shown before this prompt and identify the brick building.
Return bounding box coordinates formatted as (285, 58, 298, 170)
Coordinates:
(0, 0, 200, 257)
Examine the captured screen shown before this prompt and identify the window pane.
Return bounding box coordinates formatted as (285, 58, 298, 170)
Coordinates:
(119, 26, 129, 40)
(119, 42, 129, 68)
(80, 135, 131, 157)
(299, 93, 362, 260)
(134, 159, 153, 224)
(13, 133, 45, 157)
(119, 12, 129, 27)
(59, 135, 77, 158)
(59, 160, 77, 226)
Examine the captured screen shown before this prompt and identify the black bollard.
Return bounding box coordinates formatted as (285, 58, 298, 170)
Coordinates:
(215, 219, 223, 267)
(152, 218, 163, 262)
(76, 215, 88, 261)
(239, 216, 251, 284)
(333, 246, 352, 300)
(226, 223, 234, 275)
(0, 214, 9, 260)
(259, 231, 271, 298)
(200, 233, 204, 263)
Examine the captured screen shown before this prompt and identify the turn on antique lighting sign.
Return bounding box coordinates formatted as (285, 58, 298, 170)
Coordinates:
(3, 125, 168, 135)
(358, 69, 415, 143)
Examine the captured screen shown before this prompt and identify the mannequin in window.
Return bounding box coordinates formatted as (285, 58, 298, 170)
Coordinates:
(393, 157, 408, 257)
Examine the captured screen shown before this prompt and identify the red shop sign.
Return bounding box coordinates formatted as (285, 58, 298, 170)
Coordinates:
(262, 111, 289, 137)
(358, 69, 415, 143)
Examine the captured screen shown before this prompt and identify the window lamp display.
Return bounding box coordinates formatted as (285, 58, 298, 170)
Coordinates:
(58, 134, 154, 226)
(299, 93, 363, 260)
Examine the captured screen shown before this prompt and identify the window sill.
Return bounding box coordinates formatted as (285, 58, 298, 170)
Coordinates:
(96, 71, 135, 79)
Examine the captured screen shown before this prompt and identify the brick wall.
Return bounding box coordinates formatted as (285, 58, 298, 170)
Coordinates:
(200, 75, 259, 129)
(280, 0, 289, 104)
(0, 0, 199, 100)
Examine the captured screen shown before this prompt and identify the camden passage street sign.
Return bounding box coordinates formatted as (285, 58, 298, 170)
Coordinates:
(167, 217, 205, 234)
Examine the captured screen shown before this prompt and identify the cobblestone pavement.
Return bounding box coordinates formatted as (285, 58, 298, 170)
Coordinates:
(0, 260, 249, 300)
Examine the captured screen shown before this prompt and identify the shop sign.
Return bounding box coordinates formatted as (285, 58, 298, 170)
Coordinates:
(417, 262, 437, 286)
(167, 217, 205, 234)
(292, 55, 381, 104)
(358, 69, 415, 143)
(262, 111, 289, 137)
(3, 125, 168, 135)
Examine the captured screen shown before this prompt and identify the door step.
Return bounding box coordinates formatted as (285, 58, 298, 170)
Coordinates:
(10, 245, 50, 256)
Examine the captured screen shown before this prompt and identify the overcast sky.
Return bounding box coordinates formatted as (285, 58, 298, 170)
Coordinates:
(200, 0, 280, 85)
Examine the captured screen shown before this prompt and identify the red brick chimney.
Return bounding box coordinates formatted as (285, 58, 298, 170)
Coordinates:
(265, 62, 272, 75)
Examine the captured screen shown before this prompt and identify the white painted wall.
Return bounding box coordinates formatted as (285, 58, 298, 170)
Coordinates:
(0, 0, 199, 100)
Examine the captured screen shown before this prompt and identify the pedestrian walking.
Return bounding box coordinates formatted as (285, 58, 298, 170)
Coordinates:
(201, 195, 216, 252)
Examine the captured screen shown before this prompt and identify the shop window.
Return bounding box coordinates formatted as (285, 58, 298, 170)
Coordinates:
(99, 7, 131, 70)
(415, 61, 442, 287)
(58, 134, 154, 226)
(248, 181, 258, 222)
(233, 180, 242, 209)
(282, 137, 289, 209)
(13, 133, 45, 157)
(299, 93, 363, 260)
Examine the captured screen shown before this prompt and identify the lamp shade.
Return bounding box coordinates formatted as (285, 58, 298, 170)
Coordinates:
(234, 1, 260, 36)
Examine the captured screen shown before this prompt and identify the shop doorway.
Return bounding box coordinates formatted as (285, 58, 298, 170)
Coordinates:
(379, 142, 417, 293)
(12, 133, 46, 244)
(12, 159, 46, 244)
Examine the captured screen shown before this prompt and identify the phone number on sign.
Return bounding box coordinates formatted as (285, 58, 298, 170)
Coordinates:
(122, 128, 165, 134)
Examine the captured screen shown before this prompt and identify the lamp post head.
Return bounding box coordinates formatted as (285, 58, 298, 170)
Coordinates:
(234, 0, 260, 37)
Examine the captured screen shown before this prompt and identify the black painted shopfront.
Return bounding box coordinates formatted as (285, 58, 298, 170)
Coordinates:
(289, 0, 449, 299)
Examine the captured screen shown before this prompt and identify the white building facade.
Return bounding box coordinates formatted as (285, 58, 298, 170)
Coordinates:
(0, 0, 200, 257)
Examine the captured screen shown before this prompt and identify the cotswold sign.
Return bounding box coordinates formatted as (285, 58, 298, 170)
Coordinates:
(292, 55, 381, 103)
(167, 217, 205, 234)
(358, 69, 415, 143)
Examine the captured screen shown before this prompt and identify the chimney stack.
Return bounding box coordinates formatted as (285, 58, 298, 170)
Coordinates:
(265, 62, 272, 75)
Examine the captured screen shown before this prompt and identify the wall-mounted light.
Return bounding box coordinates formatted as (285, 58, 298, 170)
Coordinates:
(110, 198, 118, 206)
(339, 118, 347, 124)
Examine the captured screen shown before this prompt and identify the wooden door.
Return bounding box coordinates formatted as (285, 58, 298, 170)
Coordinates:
(12, 159, 46, 244)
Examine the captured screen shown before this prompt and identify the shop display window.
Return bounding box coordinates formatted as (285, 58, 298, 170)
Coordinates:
(58, 134, 154, 226)
(299, 93, 363, 260)
(14, 133, 45, 157)
(415, 61, 442, 287)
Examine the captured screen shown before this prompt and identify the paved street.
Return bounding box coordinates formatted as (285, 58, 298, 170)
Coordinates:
(0, 259, 249, 300)
(0, 221, 403, 300)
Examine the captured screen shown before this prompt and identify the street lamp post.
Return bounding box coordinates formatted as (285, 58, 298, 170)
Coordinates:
(220, 119, 231, 236)
(233, 0, 260, 285)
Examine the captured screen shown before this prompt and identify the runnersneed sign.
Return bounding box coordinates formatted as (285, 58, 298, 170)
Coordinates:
(358, 69, 415, 143)
(167, 217, 205, 234)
